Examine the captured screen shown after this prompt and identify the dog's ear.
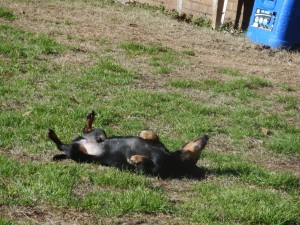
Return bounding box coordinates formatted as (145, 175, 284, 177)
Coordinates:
(180, 135, 209, 164)
(96, 133, 108, 143)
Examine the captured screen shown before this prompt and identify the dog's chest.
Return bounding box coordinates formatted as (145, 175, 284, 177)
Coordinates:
(77, 138, 103, 156)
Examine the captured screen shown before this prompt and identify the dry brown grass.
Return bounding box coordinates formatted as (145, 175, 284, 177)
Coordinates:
(1, 205, 99, 224)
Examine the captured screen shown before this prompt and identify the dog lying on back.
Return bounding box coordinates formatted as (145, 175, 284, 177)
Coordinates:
(47, 111, 209, 177)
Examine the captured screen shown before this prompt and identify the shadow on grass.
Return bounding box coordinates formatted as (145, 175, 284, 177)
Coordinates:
(51, 155, 208, 180)
(177, 166, 208, 180)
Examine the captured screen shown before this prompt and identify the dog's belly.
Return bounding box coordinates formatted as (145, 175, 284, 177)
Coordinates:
(100, 137, 169, 163)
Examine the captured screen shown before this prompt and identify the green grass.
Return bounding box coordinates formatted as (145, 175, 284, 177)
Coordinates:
(0, 217, 25, 225)
(169, 78, 201, 89)
(226, 108, 292, 140)
(120, 40, 183, 74)
(264, 132, 300, 154)
(279, 82, 295, 92)
(277, 95, 299, 110)
(120, 41, 170, 55)
(149, 52, 178, 74)
(0, 6, 16, 21)
(181, 49, 195, 56)
(177, 180, 300, 224)
(205, 151, 299, 191)
(191, 15, 211, 27)
(169, 75, 272, 100)
(86, 58, 139, 85)
(218, 67, 242, 77)
(80, 187, 171, 216)
(0, 1, 299, 224)
(0, 155, 170, 216)
(0, 25, 66, 59)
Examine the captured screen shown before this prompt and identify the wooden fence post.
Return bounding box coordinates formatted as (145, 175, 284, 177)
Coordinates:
(211, 0, 225, 29)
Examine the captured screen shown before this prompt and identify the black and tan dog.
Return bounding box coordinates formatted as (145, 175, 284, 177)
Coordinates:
(47, 111, 209, 177)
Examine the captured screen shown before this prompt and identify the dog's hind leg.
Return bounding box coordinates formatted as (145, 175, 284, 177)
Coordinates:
(128, 155, 154, 174)
(180, 135, 209, 165)
(137, 130, 168, 151)
(83, 110, 96, 133)
(137, 130, 159, 141)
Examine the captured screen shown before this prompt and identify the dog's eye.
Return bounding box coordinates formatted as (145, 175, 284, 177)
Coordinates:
(96, 137, 103, 143)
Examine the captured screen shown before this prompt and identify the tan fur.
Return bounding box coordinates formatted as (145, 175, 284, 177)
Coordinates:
(79, 145, 88, 154)
(137, 130, 159, 141)
(99, 134, 107, 140)
(129, 155, 149, 165)
(84, 111, 95, 133)
(181, 138, 206, 162)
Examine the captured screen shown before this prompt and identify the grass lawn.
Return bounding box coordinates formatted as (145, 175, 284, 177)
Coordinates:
(0, 1, 299, 224)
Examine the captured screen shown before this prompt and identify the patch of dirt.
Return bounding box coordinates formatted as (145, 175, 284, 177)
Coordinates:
(1, 148, 54, 163)
(245, 147, 300, 176)
(206, 133, 234, 152)
(103, 213, 195, 225)
(206, 135, 300, 176)
(0, 205, 99, 224)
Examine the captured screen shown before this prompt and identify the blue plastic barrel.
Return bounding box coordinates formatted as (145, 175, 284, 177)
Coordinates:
(246, 0, 300, 48)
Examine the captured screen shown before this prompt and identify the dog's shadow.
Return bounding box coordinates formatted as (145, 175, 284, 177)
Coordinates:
(160, 165, 209, 180)
(53, 154, 244, 181)
(187, 166, 209, 180)
(172, 166, 250, 181)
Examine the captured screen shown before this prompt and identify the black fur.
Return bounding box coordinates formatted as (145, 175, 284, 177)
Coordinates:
(48, 112, 208, 178)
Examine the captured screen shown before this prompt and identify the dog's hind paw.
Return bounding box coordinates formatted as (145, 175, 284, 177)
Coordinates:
(137, 130, 159, 141)
(86, 110, 96, 120)
(47, 129, 55, 139)
(128, 155, 149, 166)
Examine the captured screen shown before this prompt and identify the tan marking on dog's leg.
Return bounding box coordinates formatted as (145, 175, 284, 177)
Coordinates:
(128, 155, 149, 166)
(181, 141, 200, 161)
(181, 135, 209, 163)
(137, 130, 159, 141)
(84, 111, 95, 133)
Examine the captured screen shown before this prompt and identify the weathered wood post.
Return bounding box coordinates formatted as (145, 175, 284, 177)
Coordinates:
(211, 0, 225, 29)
